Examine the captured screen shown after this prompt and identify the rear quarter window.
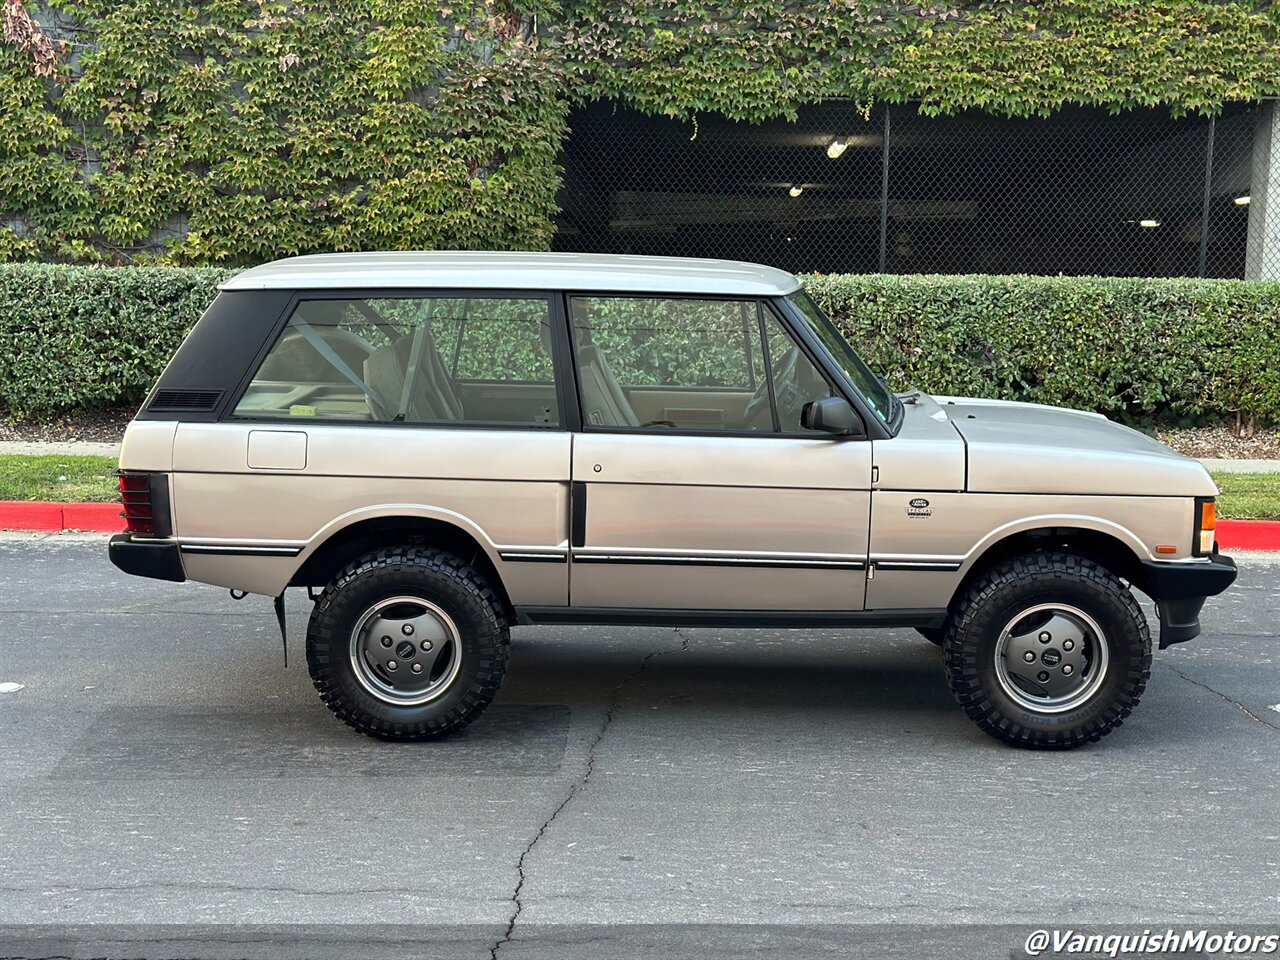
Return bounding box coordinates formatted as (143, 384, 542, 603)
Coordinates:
(233, 295, 560, 427)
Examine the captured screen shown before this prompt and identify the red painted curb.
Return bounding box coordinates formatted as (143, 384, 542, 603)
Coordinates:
(1217, 519, 1280, 551)
(0, 501, 63, 531)
(1, 501, 1278, 549)
(0, 501, 122, 533)
(61, 502, 125, 533)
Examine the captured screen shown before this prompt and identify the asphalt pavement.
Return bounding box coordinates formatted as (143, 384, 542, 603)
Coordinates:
(0, 536, 1276, 957)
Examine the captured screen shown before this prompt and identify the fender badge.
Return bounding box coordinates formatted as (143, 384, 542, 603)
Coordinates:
(906, 497, 932, 518)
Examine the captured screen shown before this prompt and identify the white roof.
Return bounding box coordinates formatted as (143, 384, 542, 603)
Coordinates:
(220, 251, 803, 297)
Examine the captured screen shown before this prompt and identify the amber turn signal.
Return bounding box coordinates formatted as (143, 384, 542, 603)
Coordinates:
(1195, 498, 1217, 555)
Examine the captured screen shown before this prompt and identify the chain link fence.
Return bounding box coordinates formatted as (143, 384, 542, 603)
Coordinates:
(554, 99, 1268, 279)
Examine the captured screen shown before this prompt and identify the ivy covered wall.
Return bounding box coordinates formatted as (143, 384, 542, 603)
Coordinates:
(0, 0, 566, 263)
(562, 1, 1280, 121)
(4, 0, 1280, 264)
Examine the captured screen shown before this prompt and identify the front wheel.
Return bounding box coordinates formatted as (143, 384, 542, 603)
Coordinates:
(943, 553, 1151, 749)
(306, 547, 509, 740)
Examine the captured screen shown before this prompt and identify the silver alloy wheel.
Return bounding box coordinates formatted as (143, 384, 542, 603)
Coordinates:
(349, 595, 462, 706)
(993, 602, 1110, 714)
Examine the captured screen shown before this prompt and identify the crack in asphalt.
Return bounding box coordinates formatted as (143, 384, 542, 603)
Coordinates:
(1168, 665, 1280, 731)
(488, 627, 691, 960)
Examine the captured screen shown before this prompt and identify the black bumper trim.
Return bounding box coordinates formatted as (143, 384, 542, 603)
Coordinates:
(108, 534, 186, 583)
(1140, 552, 1237, 649)
(1141, 553, 1237, 600)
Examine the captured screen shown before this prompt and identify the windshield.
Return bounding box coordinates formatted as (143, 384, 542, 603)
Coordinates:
(786, 290, 900, 427)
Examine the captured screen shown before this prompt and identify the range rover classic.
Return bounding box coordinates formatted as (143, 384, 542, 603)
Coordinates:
(109, 252, 1238, 749)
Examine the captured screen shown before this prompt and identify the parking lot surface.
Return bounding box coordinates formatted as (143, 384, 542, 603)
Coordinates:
(0, 537, 1275, 955)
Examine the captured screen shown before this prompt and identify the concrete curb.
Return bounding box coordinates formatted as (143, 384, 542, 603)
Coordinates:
(0, 440, 122, 457)
(1, 500, 1276, 549)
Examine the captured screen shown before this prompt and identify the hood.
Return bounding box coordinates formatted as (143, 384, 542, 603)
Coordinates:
(930, 396, 1217, 497)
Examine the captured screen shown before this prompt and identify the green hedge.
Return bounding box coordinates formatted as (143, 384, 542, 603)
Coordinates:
(0, 264, 232, 416)
(3, 264, 1280, 428)
(807, 274, 1280, 430)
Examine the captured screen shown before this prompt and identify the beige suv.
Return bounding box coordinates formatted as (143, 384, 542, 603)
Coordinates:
(109, 252, 1237, 749)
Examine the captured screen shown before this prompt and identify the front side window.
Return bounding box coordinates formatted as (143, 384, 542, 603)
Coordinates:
(569, 295, 841, 434)
(786, 290, 899, 426)
(234, 296, 559, 427)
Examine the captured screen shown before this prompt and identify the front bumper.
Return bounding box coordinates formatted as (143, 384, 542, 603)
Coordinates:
(1140, 550, 1237, 648)
(108, 533, 186, 583)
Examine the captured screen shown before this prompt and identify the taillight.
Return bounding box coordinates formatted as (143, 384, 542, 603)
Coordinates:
(1194, 497, 1216, 557)
(117, 471, 171, 536)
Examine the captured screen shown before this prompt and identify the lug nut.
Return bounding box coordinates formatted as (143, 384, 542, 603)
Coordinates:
(1062, 664, 1074, 675)
(411, 663, 423, 674)
(1037, 671, 1050, 683)
(380, 635, 392, 647)
(1023, 651, 1036, 663)
(1038, 632, 1051, 644)
(386, 660, 398, 671)
(421, 640, 433, 652)
(402, 624, 414, 636)
(1063, 639, 1075, 651)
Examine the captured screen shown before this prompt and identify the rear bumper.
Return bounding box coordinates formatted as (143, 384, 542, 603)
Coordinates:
(1140, 551, 1237, 649)
(108, 533, 186, 583)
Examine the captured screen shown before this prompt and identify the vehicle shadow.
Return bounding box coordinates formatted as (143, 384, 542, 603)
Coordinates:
(502, 628, 957, 720)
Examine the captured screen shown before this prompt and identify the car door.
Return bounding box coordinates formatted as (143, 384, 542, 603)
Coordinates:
(566, 294, 873, 613)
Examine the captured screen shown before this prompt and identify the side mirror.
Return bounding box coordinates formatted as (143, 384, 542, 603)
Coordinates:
(800, 396, 864, 437)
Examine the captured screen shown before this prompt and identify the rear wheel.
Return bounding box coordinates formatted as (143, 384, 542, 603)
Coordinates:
(943, 553, 1150, 749)
(306, 547, 509, 740)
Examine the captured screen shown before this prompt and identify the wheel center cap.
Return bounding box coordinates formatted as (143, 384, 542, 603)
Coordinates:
(1041, 648, 1062, 666)
(396, 640, 416, 659)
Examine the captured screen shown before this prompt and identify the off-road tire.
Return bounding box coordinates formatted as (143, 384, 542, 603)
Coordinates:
(943, 553, 1150, 749)
(306, 547, 509, 741)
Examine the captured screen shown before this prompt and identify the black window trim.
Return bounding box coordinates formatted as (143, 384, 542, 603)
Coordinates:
(223, 287, 575, 433)
(754, 301, 783, 434)
(774, 293, 898, 439)
(561, 289, 884, 441)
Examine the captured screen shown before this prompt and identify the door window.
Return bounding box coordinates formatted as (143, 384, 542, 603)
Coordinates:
(233, 296, 560, 426)
(569, 296, 842, 434)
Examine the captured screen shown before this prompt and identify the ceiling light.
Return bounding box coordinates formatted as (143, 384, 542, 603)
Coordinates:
(1139, 219, 1161, 228)
(826, 138, 848, 159)
(1235, 195, 1251, 205)
(788, 185, 804, 198)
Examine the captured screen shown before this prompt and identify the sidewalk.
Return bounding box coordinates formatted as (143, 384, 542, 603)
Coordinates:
(0, 440, 121, 457)
(1201, 458, 1280, 473)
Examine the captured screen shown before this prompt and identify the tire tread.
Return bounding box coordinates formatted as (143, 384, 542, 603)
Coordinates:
(942, 552, 1151, 750)
(306, 546, 509, 741)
